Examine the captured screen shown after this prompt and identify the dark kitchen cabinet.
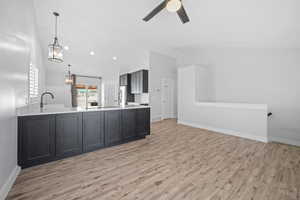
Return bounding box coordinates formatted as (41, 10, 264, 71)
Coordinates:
(119, 73, 135, 102)
(136, 108, 150, 136)
(121, 109, 137, 140)
(18, 107, 150, 168)
(105, 110, 122, 146)
(120, 74, 128, 86)
(56, 113, 83, 158)
(18, 115, 55, 168)
(131, 70, 148, 94)
(83, 111, 105, 152)
(131, 72, 137, 93)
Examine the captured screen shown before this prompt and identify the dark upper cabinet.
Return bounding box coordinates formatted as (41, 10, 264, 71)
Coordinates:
(105, 110, 122, 146)
(18, 115, 55, 168)
(56, 113, 83, 158)
(83, 111, 105, 152)
(136, 71, 141, 93)
(119, 74, 135, 102)
(121, 109, 137, 140)
(119, 74, 128, 86)
(130, 70, 148, 94)
(131, 72, 137, 94)
(136, 108, 151, 136)
(142, 70, 149, 93)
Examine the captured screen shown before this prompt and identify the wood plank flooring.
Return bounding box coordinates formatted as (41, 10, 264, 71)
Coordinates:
(7, 119, 300, 200)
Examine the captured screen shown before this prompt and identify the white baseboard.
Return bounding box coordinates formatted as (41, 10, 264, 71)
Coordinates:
(178, 120, 268, 143)
(269, 136, 300, 147)
(0, 166, 21, 200)
(151, 115, 162, 122)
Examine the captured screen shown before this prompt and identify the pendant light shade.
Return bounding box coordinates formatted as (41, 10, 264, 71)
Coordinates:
(65, 64, 73, 84)
(48, 12, 63, 63)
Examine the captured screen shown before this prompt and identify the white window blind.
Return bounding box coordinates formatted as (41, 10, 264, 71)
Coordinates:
(29, 64, 39, 99)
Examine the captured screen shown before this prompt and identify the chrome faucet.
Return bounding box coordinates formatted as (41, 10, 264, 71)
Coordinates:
(40, 92, 54, 108)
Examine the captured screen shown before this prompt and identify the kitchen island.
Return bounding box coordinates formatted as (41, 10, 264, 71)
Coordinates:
(17, 105, 150, 168)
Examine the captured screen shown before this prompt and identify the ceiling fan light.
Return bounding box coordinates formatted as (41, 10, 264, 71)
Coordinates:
(166, 0, 182, 12)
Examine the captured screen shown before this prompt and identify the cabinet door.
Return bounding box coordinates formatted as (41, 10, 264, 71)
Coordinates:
(130, 73, 134, 93)
(142, 70, 149, 93)
(120, 74, 128, 86)
(131, 72, 137, 94)
(83, 111, 105, 152)
(122, 109, 137, 140)
(105, 110, 122, 146)
(136, 108, 151, 136)
(135, 72, 139, 93)
(19, 115, 55, 168)
(119, 76, 123, 86)
(135, 72, 138, 94)
(136, 71, 141, 94)
(120, 75, 124, 86)
(123, 74, 128, 86)
(56, 113, 83, 158)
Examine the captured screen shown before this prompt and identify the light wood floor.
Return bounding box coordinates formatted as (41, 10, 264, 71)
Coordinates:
(7, 119, 300, 200)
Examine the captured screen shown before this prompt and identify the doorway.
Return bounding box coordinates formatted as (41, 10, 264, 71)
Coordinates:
(161, 78, 176, 120)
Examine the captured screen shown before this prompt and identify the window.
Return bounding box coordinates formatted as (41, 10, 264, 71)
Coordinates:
(29, 63, 39, 100)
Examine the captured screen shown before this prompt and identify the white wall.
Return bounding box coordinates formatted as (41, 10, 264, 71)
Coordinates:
(178, 66, 268, 142)
(149, 52, 177, 121)
(0, 0, 45, 198)
(176, 48, 300, 146)
(195, 65, 215, 102)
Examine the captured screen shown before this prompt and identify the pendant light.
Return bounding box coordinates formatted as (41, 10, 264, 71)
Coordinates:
(65, 64, 73, 84)
(48, 12, 63, 63)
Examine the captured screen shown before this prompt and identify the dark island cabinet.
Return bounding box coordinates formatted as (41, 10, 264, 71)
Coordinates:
(18, 108, 150, 168)
(105, 110, 122, 146)
(121, 109, 137, 140)
(18, 115, 56, 168)
(136, 108, 151, 136)
(56, 113, 83, 158)
(83, 111, 105, 152)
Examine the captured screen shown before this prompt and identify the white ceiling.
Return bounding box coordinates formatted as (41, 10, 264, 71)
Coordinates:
(33, 0, 300, 69)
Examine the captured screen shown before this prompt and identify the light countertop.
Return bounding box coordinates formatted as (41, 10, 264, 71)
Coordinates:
(17, 104, 150, 117)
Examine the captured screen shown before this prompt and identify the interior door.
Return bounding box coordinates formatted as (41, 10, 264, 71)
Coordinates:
(161, 78, 175, 120)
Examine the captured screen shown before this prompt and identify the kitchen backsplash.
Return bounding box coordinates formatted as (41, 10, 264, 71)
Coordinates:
(134, 93, 149, 104)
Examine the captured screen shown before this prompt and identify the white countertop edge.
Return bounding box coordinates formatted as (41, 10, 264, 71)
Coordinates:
(17, 105, 151, 117)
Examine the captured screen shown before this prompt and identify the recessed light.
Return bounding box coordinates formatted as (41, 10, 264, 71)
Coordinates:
(90, 51, 95, 56)
(112, 56, 117, 60)
(64, 46, 69, 50)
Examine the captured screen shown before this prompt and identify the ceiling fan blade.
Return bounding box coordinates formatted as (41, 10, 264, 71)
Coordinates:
(177, 5, 190, 24)
(143, 1, 167, 22)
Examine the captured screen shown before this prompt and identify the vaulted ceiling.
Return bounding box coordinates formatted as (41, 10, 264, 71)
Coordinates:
(33, 0, 300, 72)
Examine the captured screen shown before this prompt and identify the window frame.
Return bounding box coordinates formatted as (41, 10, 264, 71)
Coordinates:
(28, 63, 39, 104)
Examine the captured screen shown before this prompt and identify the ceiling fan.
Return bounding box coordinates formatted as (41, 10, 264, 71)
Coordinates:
(143, 0, 190, 24)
